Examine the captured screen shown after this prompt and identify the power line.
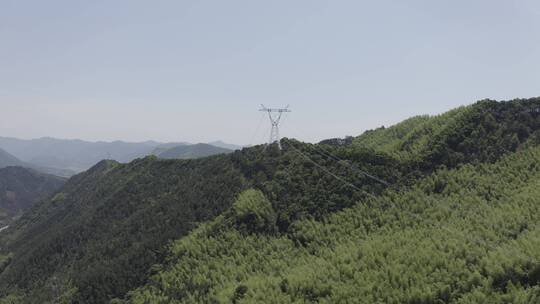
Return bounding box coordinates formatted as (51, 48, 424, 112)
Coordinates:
(286, 125, 393, 188)
(311, 143, 393, 187)
(283, 140, 512, 255)
(248, 112, 266, 147)
(285, 142, 377, 199)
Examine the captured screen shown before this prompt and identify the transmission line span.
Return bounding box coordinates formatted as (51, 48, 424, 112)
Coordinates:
(285, 142, 369, 196)
(284, 141, 510, 255)
(310, 144, 393, 188)
(286, 125, 393, 188)
(259, 105, 291, 149)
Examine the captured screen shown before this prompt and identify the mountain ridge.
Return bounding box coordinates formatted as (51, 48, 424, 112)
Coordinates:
(1, 98, 540, 303)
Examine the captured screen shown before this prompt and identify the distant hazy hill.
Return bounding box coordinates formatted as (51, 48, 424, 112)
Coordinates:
(157, 143, 232, 159)
(208, 140, 243, 151)
(0, 148, 24, 168)
(0, 166, 65, 226)
(150, 142, 190, 156)
(0, 147, 75, 177)
(0, 137, 160, 173)
(28, 165, 76, 178)
(0, 137, 241, 173)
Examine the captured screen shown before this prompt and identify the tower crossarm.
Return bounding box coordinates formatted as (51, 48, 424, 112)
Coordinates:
(259, 104, 291, 113)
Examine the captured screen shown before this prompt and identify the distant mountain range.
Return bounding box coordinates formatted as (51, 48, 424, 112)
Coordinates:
(150, 142, 191, 156)
(0, 147, 75, 177)
(0, 137, 243, 175)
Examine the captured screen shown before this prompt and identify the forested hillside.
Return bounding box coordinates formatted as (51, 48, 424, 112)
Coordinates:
(354, 100, 540, 165)
(0, 158, 247, 303)
(0, 167, 65, 226)
(0, 98, 539, 303)
(126, 145, 540, 303)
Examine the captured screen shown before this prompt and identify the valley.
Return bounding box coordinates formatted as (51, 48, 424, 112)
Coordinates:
(0, 166, 65, 227)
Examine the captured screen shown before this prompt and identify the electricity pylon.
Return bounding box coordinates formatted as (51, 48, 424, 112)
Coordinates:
(259, 104, 291, 149)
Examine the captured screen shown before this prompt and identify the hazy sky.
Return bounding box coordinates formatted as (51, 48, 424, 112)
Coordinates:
(1, 0, 539, 145)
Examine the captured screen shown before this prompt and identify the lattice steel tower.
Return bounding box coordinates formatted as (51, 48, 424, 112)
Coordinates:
(259, 104, 291, 148)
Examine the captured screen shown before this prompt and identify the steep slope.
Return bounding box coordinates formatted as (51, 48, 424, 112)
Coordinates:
(118, 98, 540, 303)
(126, 144, 540, 304)
(0, 149, 24, 169)
(0, 157, 248, 303)
(352, 107, 470, 159)
(0, 140, 398, 303)
(353, 114, 433, 152)
(1, 98, 539, 303)
(0, 167, 65, 225)
(353, 99, 540, 170)
(157, 143, 232, 159)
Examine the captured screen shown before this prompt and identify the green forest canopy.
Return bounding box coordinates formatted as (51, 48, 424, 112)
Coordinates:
(126, 145, 540, 303)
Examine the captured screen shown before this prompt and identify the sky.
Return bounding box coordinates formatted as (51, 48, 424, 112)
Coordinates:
(1, 0, 539, 145)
